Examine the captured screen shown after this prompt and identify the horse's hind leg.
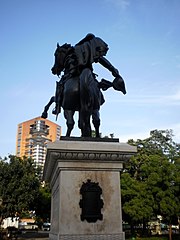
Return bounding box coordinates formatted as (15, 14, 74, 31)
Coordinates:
(92, 109, 100, 138)
(64, 110, 75, 137)
(79, 68, 95, 137)
(79, 110, 91, 137)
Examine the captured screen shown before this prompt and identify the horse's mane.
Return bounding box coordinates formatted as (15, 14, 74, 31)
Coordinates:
(61, 43, 71, 49)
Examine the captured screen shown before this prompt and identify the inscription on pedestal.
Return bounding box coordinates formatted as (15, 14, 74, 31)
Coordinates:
(79, 179, 104, 223)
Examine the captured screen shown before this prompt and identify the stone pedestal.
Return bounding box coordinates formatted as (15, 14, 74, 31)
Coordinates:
(43, 139, 136, 240)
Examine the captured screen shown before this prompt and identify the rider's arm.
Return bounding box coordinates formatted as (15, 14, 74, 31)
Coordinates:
(98, 56, 120, 77)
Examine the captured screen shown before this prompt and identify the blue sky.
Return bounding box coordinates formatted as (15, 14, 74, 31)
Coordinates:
(0, 0, 180, 157)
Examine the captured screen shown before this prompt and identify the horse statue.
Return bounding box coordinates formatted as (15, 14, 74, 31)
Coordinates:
(42, 33, 126, 138)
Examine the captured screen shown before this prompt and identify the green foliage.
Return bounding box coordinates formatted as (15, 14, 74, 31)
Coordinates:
(121, 172, 154, 223)
(34, 183, 51, 222)
(0, 155, 40, 218)
(122, 129, 180, 228)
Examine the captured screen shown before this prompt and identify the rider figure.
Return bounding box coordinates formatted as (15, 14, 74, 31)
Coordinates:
(44, 33, 126, 137)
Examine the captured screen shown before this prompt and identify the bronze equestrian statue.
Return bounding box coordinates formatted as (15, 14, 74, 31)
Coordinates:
(42, 33, 126, 138)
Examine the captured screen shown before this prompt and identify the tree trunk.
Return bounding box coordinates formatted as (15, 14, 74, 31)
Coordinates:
(130, 222, 135, 238)
(142, 218, 147, 236)
(169, 224, 172, 240)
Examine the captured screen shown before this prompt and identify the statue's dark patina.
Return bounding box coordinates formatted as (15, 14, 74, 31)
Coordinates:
(42, 34, 126, 138)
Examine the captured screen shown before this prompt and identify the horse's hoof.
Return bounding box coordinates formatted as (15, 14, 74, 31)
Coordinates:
(41, 112, 48, 118)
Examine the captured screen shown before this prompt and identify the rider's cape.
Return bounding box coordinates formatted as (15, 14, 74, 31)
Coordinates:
(74, 35, 109, 66)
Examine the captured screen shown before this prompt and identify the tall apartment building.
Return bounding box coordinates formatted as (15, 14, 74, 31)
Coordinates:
(16, 117, 61, 171)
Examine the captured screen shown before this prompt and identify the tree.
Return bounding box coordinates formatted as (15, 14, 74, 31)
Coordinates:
(121, 129, 180, 238)
(34, 183, 51, 224)
(0, 155, 40, 221)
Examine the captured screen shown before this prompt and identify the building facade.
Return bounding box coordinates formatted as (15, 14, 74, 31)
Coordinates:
(16, 117, 61, 171)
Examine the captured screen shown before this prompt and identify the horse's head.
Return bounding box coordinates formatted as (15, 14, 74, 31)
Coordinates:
(51, 43, 71, 76)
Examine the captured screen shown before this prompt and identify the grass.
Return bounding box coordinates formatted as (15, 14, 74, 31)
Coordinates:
(126, 236, 179, 240)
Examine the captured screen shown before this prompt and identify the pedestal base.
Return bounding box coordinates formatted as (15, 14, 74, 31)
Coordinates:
(50, 233, 125, 240)
(43, 140, 136, 240)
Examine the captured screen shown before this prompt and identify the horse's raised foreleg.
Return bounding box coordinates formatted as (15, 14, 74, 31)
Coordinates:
(64, 110, 75, 137)
(92, 109, 100, 138)
(41, 96, 55, 118)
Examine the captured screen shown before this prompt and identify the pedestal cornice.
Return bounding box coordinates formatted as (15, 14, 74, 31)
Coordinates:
(43, 140, 137, 182)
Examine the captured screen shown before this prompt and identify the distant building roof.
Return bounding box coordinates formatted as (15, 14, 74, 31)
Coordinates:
(19, 218, 35, 223)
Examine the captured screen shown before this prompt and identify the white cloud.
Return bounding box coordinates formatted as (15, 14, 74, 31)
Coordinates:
(106, 89, 180, 106)
(151, 61, 162, 66)
(176, 64, 180, 69)
(169, 123, 180, 143)
(115, 123, 180, 143)
(167, 90, 180, 101)
(118, 130, 150, 142)
(106, 0, 130, 10)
